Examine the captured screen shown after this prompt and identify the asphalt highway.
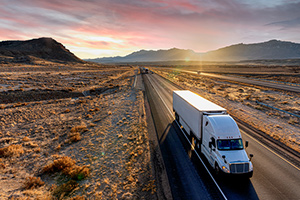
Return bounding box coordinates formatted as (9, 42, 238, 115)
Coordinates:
(161, 68, 300, 93)
(143, 72, 300, 200)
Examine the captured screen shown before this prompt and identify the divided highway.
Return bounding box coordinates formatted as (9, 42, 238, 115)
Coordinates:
(143, 72, 300, 199)
(160, 68, 300, 93)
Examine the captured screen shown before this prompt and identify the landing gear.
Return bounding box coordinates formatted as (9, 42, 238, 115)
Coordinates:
(191, 135, 201, 150)
(191, 136, 196, 150)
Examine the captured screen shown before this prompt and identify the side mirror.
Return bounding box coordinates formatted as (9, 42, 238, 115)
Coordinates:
(222, 155, 227, 163)
(249, 154, 253, 161)
(245, 141, 249, 148)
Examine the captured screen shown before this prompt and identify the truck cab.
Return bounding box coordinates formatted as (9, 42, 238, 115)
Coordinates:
(173, 90, 253, 178)
(201, 114, 253, 177)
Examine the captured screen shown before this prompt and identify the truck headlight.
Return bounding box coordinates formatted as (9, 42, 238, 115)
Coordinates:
(249, 162, 253, 172)
(222, 166, 230, 173)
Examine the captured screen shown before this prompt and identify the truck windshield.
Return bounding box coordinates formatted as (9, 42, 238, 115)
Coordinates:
(217, 139, 243, 150)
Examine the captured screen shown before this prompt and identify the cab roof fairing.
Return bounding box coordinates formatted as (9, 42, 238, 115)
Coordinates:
(206, 114, 241, 139)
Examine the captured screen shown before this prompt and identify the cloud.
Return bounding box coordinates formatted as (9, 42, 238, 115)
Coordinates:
(267, 17, 300, 28)
(1, 0, 300, 58)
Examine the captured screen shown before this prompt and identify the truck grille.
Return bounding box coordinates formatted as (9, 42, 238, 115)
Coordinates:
(230, 163, 249, 174)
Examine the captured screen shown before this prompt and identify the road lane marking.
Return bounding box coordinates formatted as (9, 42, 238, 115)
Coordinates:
(145, 74, 228, 200)
(133, 74, 137, 88)
(242, 130, 300, 171)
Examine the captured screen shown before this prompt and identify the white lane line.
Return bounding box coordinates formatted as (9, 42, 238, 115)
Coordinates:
(242, 130, 300, 171)
(146, 74, 228, 200)
(133, 74, 137, 88)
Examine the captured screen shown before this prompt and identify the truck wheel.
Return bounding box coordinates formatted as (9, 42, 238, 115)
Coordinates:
(215, 164, 221, 176)
(248, 171, 253, 178)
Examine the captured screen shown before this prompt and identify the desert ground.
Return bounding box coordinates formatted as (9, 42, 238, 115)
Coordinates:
(0, 63, 157, 199)
(1, 61, 299, 199)
(152, 67, 300, 152)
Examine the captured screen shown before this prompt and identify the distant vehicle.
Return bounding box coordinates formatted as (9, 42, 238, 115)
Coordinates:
(140, 67, 149, 74)
(173, 90, 253, 178)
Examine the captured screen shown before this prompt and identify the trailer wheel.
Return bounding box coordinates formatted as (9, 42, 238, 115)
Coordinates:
(175, 112, 179, 122)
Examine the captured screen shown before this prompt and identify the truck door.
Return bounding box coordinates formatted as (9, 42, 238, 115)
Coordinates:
(208, 137, 216, 166)
(201, 117, 213, 166)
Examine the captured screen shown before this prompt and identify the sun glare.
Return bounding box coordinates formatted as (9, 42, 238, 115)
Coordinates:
(75, 34, 123, 43)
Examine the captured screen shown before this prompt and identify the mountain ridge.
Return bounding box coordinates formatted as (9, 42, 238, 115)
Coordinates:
(86, 39, 300, 63)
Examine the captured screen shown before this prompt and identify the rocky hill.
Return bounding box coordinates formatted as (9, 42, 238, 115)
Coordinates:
(202, 40, 300, 61)
(0, 37, 83, 63)
(87, 48, 202, 63)
(87, 40, 300, 63)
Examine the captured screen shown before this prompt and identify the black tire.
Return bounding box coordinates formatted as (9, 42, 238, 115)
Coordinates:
(175, 112, 179, 122)
(215, 163, 221, 176)
(248, 171, 253, 178)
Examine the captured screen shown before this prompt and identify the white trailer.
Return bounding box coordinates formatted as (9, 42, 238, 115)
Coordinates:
(173, 90, 253, 177)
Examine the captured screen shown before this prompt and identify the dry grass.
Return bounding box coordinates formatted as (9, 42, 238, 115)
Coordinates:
(70, 125, 88, 133)
(43, 156, 76, 173)
(23, 176, 45, 189)
(0, 66, 156, 199)
(0, 144, 24, 157)
(42, 156, 90, 181)
(67, 132, 82, 143)
(52, 180, 79, 199)
(69, 196, 86, 200)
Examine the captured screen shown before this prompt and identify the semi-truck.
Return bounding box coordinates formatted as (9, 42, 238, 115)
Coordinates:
(173, 90, 253, 177)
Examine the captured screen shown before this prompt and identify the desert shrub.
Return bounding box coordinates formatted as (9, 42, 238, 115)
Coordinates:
(85, 114, 92, 119)
(70, 125, 88, 133)
(64, 109, 71, 113)
(52, 180, 79, 199)
(0, 144, 24, 157)
(238, 88, 244, 93)
(70, 196, 86, 200)
(22, 136, 31, 142)
(24, 176, 45, 189)
(280, 101, 288, 105)
(245, 94, 251, 100)
(68, 165, 90, 181)
(68, 132, 81, 143)
(43, 156, 90, 180)
(43, 156, 76, 173)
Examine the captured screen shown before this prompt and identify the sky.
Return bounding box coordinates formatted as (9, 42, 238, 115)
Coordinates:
(0, 0, 300, 59)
